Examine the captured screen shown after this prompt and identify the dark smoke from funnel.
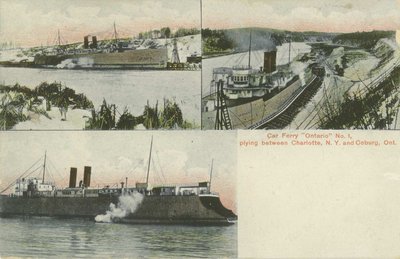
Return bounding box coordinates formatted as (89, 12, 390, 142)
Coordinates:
(225, 28, 276, 53)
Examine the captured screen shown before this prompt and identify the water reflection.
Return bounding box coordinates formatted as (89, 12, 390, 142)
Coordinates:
(0, 217, 237, 258)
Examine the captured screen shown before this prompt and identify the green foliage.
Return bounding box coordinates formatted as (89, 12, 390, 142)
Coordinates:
(0, 81, 93, 129)
(0, 81, 193, 130)
(0, 92, 29, 129)
(86, 99, 116, 130)
(160, 27, 171, 38)
(143, 102, 159, 129)
(180, 120, 195, 129)
(85, 98, 191, 130)
(173, 28, 200, 38)
(137, 27, 198, 39)
(202, 28, 235, 54)
(160, 100, 183, 129)
(116, 108, 137, 130)
(73, 93, 94, 110)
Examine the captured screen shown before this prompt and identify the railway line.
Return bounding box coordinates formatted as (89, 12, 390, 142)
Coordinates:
(249, 74, 324, 129)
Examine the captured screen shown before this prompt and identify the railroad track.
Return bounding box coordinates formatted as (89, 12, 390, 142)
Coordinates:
(252, 75, 324, 129)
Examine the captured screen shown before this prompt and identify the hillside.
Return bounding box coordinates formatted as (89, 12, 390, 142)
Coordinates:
(332, 30, 395, 49)
(202, 27, 336, 56)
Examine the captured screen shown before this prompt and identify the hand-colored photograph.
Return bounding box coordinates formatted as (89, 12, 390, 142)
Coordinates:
(0, 0, 201, 130)
(201, 0, 400, 130)
(0, 131, 237, 258)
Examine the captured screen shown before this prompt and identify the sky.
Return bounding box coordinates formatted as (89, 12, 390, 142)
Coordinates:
(203, 0, 400, 33)
(1, 0, 399, 48)
(0, 0, 201, 47)
(0, 131, 237, 211)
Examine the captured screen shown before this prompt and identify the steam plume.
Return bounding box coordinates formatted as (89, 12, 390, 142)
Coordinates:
(56, 57, 94, 69)
(95, 192, 144, 223)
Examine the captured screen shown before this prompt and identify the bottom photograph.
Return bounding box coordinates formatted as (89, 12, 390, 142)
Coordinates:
(0, 131, 237, 258)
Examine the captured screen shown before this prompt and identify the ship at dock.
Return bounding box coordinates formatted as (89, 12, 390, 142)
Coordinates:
(202, 33, 325, 130)
(0, 139, 236, 226)
(33, 41, 169, 70)
(0, 24, 201, 70)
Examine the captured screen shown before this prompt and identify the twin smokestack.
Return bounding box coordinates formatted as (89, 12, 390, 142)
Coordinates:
(83, 36, 97, 49)
(69, 166, 91, 188)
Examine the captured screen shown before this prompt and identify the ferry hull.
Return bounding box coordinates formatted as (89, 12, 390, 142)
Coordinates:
(33, 48, 168, 69)
(202, 66, 317, 129)
(0, 195, 236, 226)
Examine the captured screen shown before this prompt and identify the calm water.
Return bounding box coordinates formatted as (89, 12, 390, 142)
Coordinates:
(0, 67, 201, 125)
(0, 217, 237, 258)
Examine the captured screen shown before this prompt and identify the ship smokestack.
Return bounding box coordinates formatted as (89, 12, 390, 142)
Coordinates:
(83, 166, 91, 187)
(84, 36, 89, 49)
(92, 36, 97, 49)
(263, 50, 277, 73)
(69, 167, 77, 188)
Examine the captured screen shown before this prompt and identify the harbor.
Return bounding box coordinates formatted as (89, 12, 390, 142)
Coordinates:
(201, 29, 400, 130)
(0, 25, 201, 71)
(201, 40, 321, 129)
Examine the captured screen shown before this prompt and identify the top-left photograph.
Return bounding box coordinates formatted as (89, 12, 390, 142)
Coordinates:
(0, 0, 201, 130)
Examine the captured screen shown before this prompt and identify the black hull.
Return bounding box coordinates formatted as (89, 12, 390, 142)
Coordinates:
(0, 195, 236, 226)
(0, 63, 199, 71)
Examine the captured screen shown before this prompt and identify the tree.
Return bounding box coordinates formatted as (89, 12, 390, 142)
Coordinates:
(84, 99, 116, 130)
(116, 108, 137, 130)
(160, 100, 183, 128)
(0, 92, 28, 130)
(161, 27, 171, 38)
(143, 101, 159, 129)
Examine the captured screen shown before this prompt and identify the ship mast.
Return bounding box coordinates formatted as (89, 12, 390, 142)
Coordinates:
(57, 29, 61, 47)
(209, 159, 214, 193)
(288, 34, 291, 65)
(145, 136, 153, 188)
(42, 151, 47, 183)
(248, 29, 252, 68)
(113, 21, 118, 43)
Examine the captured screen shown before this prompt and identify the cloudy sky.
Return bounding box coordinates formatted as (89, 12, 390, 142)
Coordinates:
(203, 0, 400, 32)
(0, 131, 237, 211)
(0, 0, 201, 47)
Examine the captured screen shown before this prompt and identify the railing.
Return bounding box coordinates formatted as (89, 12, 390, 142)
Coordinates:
(232, 65, 252, 70)
(357, 59, 399, 96)
(249, 75, 318, 129)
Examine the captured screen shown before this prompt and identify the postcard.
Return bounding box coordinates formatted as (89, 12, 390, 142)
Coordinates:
(1, 0, 400, 258)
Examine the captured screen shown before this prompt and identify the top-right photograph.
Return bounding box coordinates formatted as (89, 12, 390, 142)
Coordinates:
(201, 0, 400, 130)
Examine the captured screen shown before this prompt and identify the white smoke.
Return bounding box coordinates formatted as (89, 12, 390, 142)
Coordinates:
(76, 57, 94, 68)
(56, 57, 94, 69)
(95, 192, 144, 223)
(56, 59, 76, 69)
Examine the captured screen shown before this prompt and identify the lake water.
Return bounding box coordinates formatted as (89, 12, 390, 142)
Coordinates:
(0, 67, 201, 126)
(0, 217, 237, 258)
